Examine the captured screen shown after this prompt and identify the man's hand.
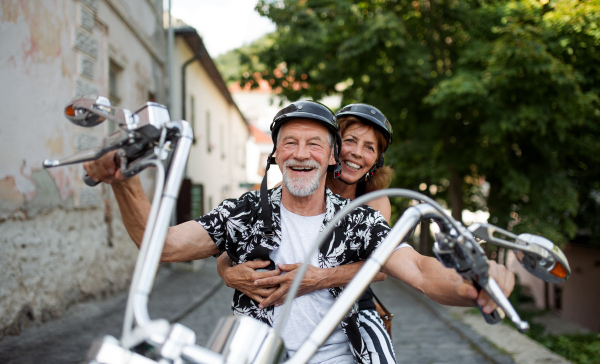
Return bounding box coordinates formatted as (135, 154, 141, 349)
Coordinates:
(454, 260, 516, 314)
(83, 150, 124, 184)
(216, 253, 280, 303)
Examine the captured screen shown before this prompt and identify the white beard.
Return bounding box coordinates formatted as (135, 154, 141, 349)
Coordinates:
(282, 159, 322, 197)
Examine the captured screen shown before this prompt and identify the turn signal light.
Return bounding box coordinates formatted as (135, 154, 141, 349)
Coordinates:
(549, 262, 568, 280)
(65, 104, 76, 117)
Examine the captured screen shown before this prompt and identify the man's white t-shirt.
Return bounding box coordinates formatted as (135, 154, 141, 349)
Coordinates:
(271, 203, 355, 364)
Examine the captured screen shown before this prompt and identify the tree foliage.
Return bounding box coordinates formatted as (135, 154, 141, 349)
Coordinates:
(238, 0, 600, 247)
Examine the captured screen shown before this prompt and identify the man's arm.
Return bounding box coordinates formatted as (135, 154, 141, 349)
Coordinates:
(382, 247, 515, 313)
(84, 151, 220, 262)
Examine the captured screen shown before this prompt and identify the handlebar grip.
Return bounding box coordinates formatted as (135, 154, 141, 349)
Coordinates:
(83, 174, 100, 187)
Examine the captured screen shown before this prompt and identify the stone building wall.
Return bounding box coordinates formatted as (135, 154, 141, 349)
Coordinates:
(0, 0, 166, 337)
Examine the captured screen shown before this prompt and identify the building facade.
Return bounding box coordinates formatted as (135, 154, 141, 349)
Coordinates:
(171, 26, 250, 219)
(0, 0, 249, 338)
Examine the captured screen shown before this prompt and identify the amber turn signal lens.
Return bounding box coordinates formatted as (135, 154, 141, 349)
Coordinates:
(549, 262, 568, 279)
(65, 104, 76, 117)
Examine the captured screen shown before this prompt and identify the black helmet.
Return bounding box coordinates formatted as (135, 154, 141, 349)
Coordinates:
(270, 100, 341, 150)
(259, 100, 342, 237)
(268, 100, 342, 177)
(336, 103, 392, 149)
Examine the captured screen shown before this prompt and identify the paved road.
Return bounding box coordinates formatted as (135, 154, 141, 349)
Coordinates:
(0, 259, 518, 363)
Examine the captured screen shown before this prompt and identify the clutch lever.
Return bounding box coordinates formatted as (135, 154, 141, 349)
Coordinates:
(82, 132, 162, 186)
(43, 128, 131, 169)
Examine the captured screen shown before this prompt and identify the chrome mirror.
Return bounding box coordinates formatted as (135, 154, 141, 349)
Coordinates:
(64, 95, 137, 128)
(64, 95, 111, 127)
(514, 234, 570, 283)
(469, 223, 571, 283)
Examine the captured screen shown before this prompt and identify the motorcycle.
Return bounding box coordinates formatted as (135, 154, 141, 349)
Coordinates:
(44, 96, 571, 364)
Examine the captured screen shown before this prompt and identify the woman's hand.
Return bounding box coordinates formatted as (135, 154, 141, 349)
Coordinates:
(254, 263, 329, 308)
(216, 252, 280, 303)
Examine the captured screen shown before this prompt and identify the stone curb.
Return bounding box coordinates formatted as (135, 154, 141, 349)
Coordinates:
(389, 278, 571, 364)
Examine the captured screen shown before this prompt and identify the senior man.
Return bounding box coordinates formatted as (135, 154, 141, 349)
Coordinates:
(84, 100, 514, 364)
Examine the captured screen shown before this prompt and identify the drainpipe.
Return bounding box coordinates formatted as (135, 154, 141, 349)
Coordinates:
(180, 51, 202, 184)
(181, 52, 203, 125)
(167, 0, 174, 111)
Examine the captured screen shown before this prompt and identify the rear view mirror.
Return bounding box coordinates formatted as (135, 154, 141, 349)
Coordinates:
(469, 223, 571, 283)
(514, 234, 570, 283)
(64, 95, 111, 127)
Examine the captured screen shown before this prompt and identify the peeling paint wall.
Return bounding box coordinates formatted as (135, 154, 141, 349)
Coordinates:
(0, 0, 166, 337)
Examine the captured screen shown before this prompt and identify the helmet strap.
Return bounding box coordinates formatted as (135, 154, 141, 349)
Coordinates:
(326, 133, 342, 179)
(259, 148, 276, 237)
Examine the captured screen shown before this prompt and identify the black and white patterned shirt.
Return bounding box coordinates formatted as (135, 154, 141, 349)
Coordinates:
(197, 186, 391, 363)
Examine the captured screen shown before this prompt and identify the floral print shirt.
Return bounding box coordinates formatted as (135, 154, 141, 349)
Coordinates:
(197, 186, 391, 363)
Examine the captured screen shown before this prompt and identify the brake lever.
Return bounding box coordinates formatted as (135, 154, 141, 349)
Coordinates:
(433, 229, 530, 332)
(468, 223, 520, 249)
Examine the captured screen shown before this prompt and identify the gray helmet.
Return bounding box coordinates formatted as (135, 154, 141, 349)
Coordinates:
(336, 103, 392, 150)
(335, 103, 393, 184)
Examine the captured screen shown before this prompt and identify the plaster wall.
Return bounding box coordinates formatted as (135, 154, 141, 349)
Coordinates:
(0, 0, 165, 336)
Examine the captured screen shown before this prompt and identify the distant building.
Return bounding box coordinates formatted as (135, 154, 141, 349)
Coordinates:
(229, 75, 284, 189)
(171, 26, 250, 218)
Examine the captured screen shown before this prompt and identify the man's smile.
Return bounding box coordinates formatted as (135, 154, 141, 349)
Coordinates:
(289, 165, 316, 172)
(287, 162, 319, 175)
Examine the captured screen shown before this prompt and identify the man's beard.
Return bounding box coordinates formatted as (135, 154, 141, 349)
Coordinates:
(282, 159, 322, 197)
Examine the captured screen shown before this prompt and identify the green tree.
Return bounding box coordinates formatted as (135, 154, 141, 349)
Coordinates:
(243, 0, 599, 247)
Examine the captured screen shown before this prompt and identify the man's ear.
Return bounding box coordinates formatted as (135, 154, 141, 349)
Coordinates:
(328, 147, 336, 165)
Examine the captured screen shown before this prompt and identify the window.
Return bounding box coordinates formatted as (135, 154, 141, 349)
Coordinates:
(190, 184, 204, 218)
(177, 180, 204, 223)
(108, 59, 122, 106)
(554, 286, 563, 311)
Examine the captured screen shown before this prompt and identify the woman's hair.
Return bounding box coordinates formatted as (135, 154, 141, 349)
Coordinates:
(329, 116, 394, 196)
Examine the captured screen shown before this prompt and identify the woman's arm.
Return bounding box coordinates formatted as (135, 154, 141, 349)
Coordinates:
(216, 253, 280, 303)
(218, 254, 386, 308)
(253, 261, 386, 308)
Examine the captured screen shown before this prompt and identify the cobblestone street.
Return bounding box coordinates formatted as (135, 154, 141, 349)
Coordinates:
(0, 259, 569, 364)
